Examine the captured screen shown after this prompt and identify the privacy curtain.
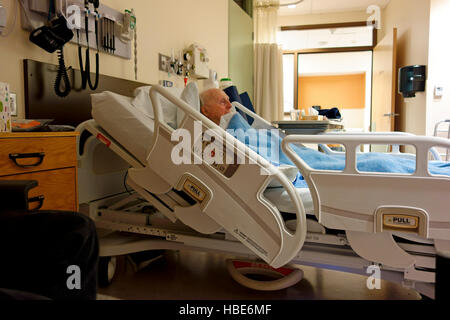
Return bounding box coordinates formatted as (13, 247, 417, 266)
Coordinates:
(253, 0, 284, 122)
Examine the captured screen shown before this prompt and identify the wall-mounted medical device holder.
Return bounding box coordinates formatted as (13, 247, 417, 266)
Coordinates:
(157, 44, 211, 87)
(29, 15, 73, 53)
(29, 15, 73, 97)
(116, 9, 135, 43)
(20, 0, 133, 60)
(158, 44, 211, 83)
(159, 52, 183, 76)
(398, 65, 426, 98)
(183, 44, 210, 80)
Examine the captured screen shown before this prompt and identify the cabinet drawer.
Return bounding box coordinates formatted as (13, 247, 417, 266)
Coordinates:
(0, 168, 78, 212)
(0, 137, 77, 176)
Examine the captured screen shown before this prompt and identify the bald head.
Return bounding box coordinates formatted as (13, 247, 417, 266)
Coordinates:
(200, 88, 232, 125)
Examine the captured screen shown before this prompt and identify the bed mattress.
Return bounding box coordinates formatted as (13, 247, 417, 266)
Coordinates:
(91, 91, 315, 215)
(91, 91, 155, 164)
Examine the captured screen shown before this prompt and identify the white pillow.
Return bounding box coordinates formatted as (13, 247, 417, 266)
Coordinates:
(177, 82, 200, 128)
(132, 86, 183, 129)
(132, 84, 200, 129)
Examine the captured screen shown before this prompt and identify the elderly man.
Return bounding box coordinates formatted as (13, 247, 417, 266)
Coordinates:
(199, 88, 233, 125)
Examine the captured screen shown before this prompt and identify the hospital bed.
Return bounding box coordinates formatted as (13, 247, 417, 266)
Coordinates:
(76, 85, 450, 299)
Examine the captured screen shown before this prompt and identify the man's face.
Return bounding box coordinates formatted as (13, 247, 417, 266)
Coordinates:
(201, 89, 232, 125)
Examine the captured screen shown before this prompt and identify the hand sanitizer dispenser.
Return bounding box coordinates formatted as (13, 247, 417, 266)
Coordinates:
(398, 65, 426, 98)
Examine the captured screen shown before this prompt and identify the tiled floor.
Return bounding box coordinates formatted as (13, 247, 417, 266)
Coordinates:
(98, 250, 421, 300)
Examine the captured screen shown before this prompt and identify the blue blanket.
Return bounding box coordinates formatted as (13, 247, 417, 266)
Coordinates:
(226, 113, 450, 188)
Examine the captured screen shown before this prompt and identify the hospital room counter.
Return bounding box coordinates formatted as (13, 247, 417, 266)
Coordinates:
(0, 132, 79, 211)
(97, 251, 421, 300)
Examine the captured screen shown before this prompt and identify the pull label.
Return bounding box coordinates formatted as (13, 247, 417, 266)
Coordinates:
(183, 179, 206, 202)
(383, 215, 419, 229)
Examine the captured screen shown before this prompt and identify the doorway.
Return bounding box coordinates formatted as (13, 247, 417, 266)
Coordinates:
(297, 51, 372, 132)
(279, 22, 377, 132)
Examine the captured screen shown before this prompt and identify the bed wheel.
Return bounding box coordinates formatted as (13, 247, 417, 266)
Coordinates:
(98, 256, 117, 288)
(226, 259, 303, 291)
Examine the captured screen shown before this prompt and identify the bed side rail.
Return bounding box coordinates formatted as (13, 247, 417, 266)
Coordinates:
(140, 85, 307, 268)
(317, 132, 441, 160)
(282, 134, 450, 240)
(75, 120, 144, 204)
(76, 119, 143, 169)
(232, 102, 275, 130)
(282, 134, 450, 178)
(318, 131, 415, 155)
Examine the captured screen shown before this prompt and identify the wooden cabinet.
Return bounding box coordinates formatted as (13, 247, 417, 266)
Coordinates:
(0, 132, 79, 212)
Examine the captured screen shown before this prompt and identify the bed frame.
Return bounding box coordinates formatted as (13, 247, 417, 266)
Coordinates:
(76, 85, 450, 299)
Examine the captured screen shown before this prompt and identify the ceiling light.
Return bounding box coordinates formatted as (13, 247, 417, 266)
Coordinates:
(288, 4, 296, 8)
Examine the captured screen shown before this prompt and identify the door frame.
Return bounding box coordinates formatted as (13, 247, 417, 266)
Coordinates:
(371, 28, 398, 133)
(281, 21, 378, 115)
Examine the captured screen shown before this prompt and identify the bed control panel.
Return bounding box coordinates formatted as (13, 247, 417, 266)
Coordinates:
(183, 179, 207, 203)
(375, 206, 429, 238)
(176, 174, 212, 210)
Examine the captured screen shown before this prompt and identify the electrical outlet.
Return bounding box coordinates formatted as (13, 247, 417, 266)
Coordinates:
(159, 54, 170, 73)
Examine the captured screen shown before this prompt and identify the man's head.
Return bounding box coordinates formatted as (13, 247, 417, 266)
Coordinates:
(200, 88, 232, 125)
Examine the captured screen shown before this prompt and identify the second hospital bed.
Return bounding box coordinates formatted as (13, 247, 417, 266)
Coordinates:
(76, 85, 450, 298)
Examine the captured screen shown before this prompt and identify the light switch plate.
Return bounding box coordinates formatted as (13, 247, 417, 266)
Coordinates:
(434, 86, 444, 98)
(159, 53, 170, 73)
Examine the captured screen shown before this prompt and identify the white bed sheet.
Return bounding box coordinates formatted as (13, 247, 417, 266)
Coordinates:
(91, 91, 314, 215)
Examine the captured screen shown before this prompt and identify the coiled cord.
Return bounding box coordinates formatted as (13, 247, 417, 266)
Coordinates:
(86, 50, 99, 90)
(88, 14, 100, 90)
(54, 48, 71, 97)
(82, 11, 100, 91)
(78, 29, 87, 89)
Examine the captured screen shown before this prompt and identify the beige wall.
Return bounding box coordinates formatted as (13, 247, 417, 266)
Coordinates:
(0, 0, 229, 119)
(229, 0, 253, 99)
(426, 0, 450, 137)
(381, 0, 431, 135)
(278, 10, 369, 27)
